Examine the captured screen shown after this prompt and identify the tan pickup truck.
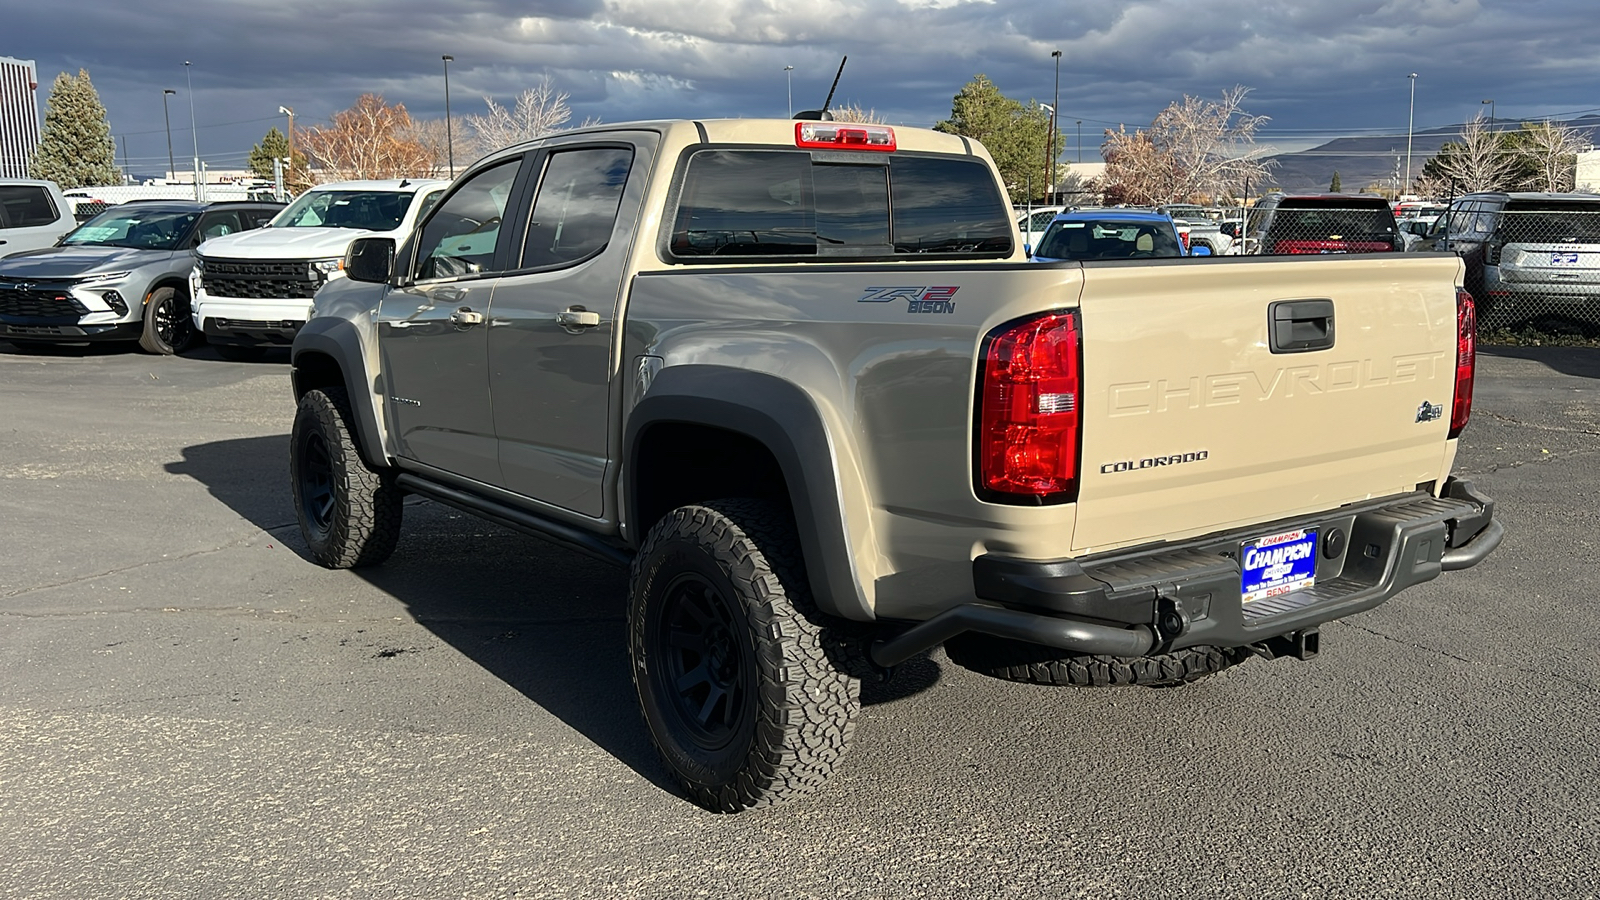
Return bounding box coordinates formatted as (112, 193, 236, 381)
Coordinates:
(286, 118, 1500, 812)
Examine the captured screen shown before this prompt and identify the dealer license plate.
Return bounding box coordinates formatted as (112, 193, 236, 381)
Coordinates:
(1551, 252, 1580, 265)
(1241, 528, 1318, 603)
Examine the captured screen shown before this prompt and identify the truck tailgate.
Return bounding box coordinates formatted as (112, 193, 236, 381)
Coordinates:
(1072, 255, 1463, 554)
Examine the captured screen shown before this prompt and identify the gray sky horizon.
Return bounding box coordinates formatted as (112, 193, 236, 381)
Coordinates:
(9, 0, 1599, 178)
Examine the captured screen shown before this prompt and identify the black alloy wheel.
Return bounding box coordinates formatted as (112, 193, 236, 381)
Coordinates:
(296, 428, 337, 537)
(138, 286, 199, 355)
(651, 572, 756, 752)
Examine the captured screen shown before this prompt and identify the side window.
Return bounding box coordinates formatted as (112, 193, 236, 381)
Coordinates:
(521, 147, 635, 269)
(414, 189, 444, 222)
(412, 159, 523, 281)
(0, 186, 60, 229)
(195, 211, 242, 243)
(1029, 210, 1056, 232)
(243, 209, 277, 229)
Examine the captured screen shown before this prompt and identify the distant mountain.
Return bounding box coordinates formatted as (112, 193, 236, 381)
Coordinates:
(1261, 116, 1600, 193)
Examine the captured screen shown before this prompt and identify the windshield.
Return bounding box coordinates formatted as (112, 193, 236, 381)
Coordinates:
(62, 208, 198, 251)
(1035, 218, 1184, 260)
(271, 190, 417, 231)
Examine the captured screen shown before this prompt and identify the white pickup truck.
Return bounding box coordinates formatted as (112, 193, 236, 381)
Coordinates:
(0, 179, 77, 258)
(189, 179, 447, 356)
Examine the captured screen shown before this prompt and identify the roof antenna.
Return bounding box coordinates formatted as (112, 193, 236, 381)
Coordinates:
(794, 56, 847, 121)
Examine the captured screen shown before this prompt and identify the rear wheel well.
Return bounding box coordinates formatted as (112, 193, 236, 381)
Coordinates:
(631, 423, 790, 537)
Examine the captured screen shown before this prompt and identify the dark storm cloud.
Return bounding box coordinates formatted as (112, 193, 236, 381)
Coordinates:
(10, 0, 1600, 177)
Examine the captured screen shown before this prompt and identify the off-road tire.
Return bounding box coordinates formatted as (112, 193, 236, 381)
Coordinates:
(290, 386, 402, 568)
(138, 286, 200, 355)
(629, 499, 861, 812)
(944, 632, 1250, 687)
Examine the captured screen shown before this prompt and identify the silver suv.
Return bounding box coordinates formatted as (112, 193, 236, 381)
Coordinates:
(0, 199, 280, 354)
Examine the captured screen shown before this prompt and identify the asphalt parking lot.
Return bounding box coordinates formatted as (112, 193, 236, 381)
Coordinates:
(1, 341, 1596, 899)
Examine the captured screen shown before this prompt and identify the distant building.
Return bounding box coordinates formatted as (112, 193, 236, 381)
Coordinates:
(1574, 149, 1600, 193)
(0, 56, 41, 178)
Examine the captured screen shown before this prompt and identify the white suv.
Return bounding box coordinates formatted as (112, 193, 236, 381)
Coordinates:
(191, 179, 447, 356)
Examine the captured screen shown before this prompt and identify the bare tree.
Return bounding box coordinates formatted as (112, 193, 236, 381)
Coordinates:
(397, 117, 475, 177)
(831, 103, 886, 125)
(1098, 86, 1275, 205)
(299, 94, 434, 182)
(1426, 115, 1516, 194)
(466, 76, 594, 152)
(1517, 120, 1585, 192)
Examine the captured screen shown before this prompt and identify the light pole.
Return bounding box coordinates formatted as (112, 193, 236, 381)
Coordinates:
(161, 89, 176, 182)
(1404, 72, 1418, 196)
(1076, 120, 1082, 163)
(442, 55, 455, 177)
(1482, 98, 1495, 127)
(277, 105, 295, 165)
(1040, 104, 1055, 203)
(1050, 49, 1061, 200)
(184, 61, 200, 200)
(784, 65, 794, 117)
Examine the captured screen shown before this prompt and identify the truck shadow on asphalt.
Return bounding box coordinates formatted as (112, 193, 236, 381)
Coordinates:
(1480, 344, 1600, 378)
(167, 435, 941, 795)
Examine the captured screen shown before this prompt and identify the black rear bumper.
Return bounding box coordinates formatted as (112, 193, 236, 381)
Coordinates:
(869, 479, 1499, 668)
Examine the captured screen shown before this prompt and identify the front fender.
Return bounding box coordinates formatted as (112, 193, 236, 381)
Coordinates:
(291, 315, 388, 471)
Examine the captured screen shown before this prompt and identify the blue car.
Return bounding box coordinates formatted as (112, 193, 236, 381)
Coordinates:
(1030, 210, 1207, 261)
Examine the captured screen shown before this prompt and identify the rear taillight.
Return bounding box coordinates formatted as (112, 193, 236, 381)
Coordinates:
(1449, 289, 1476, 438)
(1484, 240, 1502, 266)
(976, 311, 1083, 502)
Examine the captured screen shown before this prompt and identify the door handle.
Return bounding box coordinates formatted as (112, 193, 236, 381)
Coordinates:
(450, 307, 485, 326)
(1268, 299, 1335, 354)
(556, 307, 601, 328)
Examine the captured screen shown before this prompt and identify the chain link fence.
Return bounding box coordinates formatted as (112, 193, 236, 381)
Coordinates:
(1438, 206, 1600, 341)
(1237, 197, 1600, 341)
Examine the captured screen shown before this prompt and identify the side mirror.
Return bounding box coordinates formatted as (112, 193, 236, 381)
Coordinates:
(1023, 242, 1033, 258)
(1190, 245, 1212, 256)
(346, 237, 396, 284)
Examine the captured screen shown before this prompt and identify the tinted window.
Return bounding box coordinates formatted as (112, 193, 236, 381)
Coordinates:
(274, 190, 416, 230)
(1036, 219, 1184, 260)
(889, 157, 1011, 254)
(1497, 200, 1600, 243)
(413, 160, 522, 281)
(521, 147, 634, 269)
(242, 208, 279, 229)
(670, 150, 1010, 260)
(195, 211, 243, 242)
(63, 208, 200, 251)
(0, 185, 59, 229)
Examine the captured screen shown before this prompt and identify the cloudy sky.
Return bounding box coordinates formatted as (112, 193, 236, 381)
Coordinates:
(9, 0, 1599, 177)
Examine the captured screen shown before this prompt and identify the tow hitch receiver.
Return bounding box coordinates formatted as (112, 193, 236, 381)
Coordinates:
(1251, 628, 1320, 661)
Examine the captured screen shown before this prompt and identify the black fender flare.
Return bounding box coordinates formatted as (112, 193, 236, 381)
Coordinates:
(291, 317, 388, 471)
(625, 365, 873, 621)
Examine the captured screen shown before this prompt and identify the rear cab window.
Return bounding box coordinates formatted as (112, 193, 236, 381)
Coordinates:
(667, 149, 1012, 262)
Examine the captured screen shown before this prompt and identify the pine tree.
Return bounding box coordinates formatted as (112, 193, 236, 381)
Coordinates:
(1329, 170, 1342, 192)
(247, 127, 307, 180)
(30, 69, 120, 188)
(935, 75, 1059, 203)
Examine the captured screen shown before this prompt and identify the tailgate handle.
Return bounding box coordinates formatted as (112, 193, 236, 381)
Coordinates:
(1268, 299, 1335, 354)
